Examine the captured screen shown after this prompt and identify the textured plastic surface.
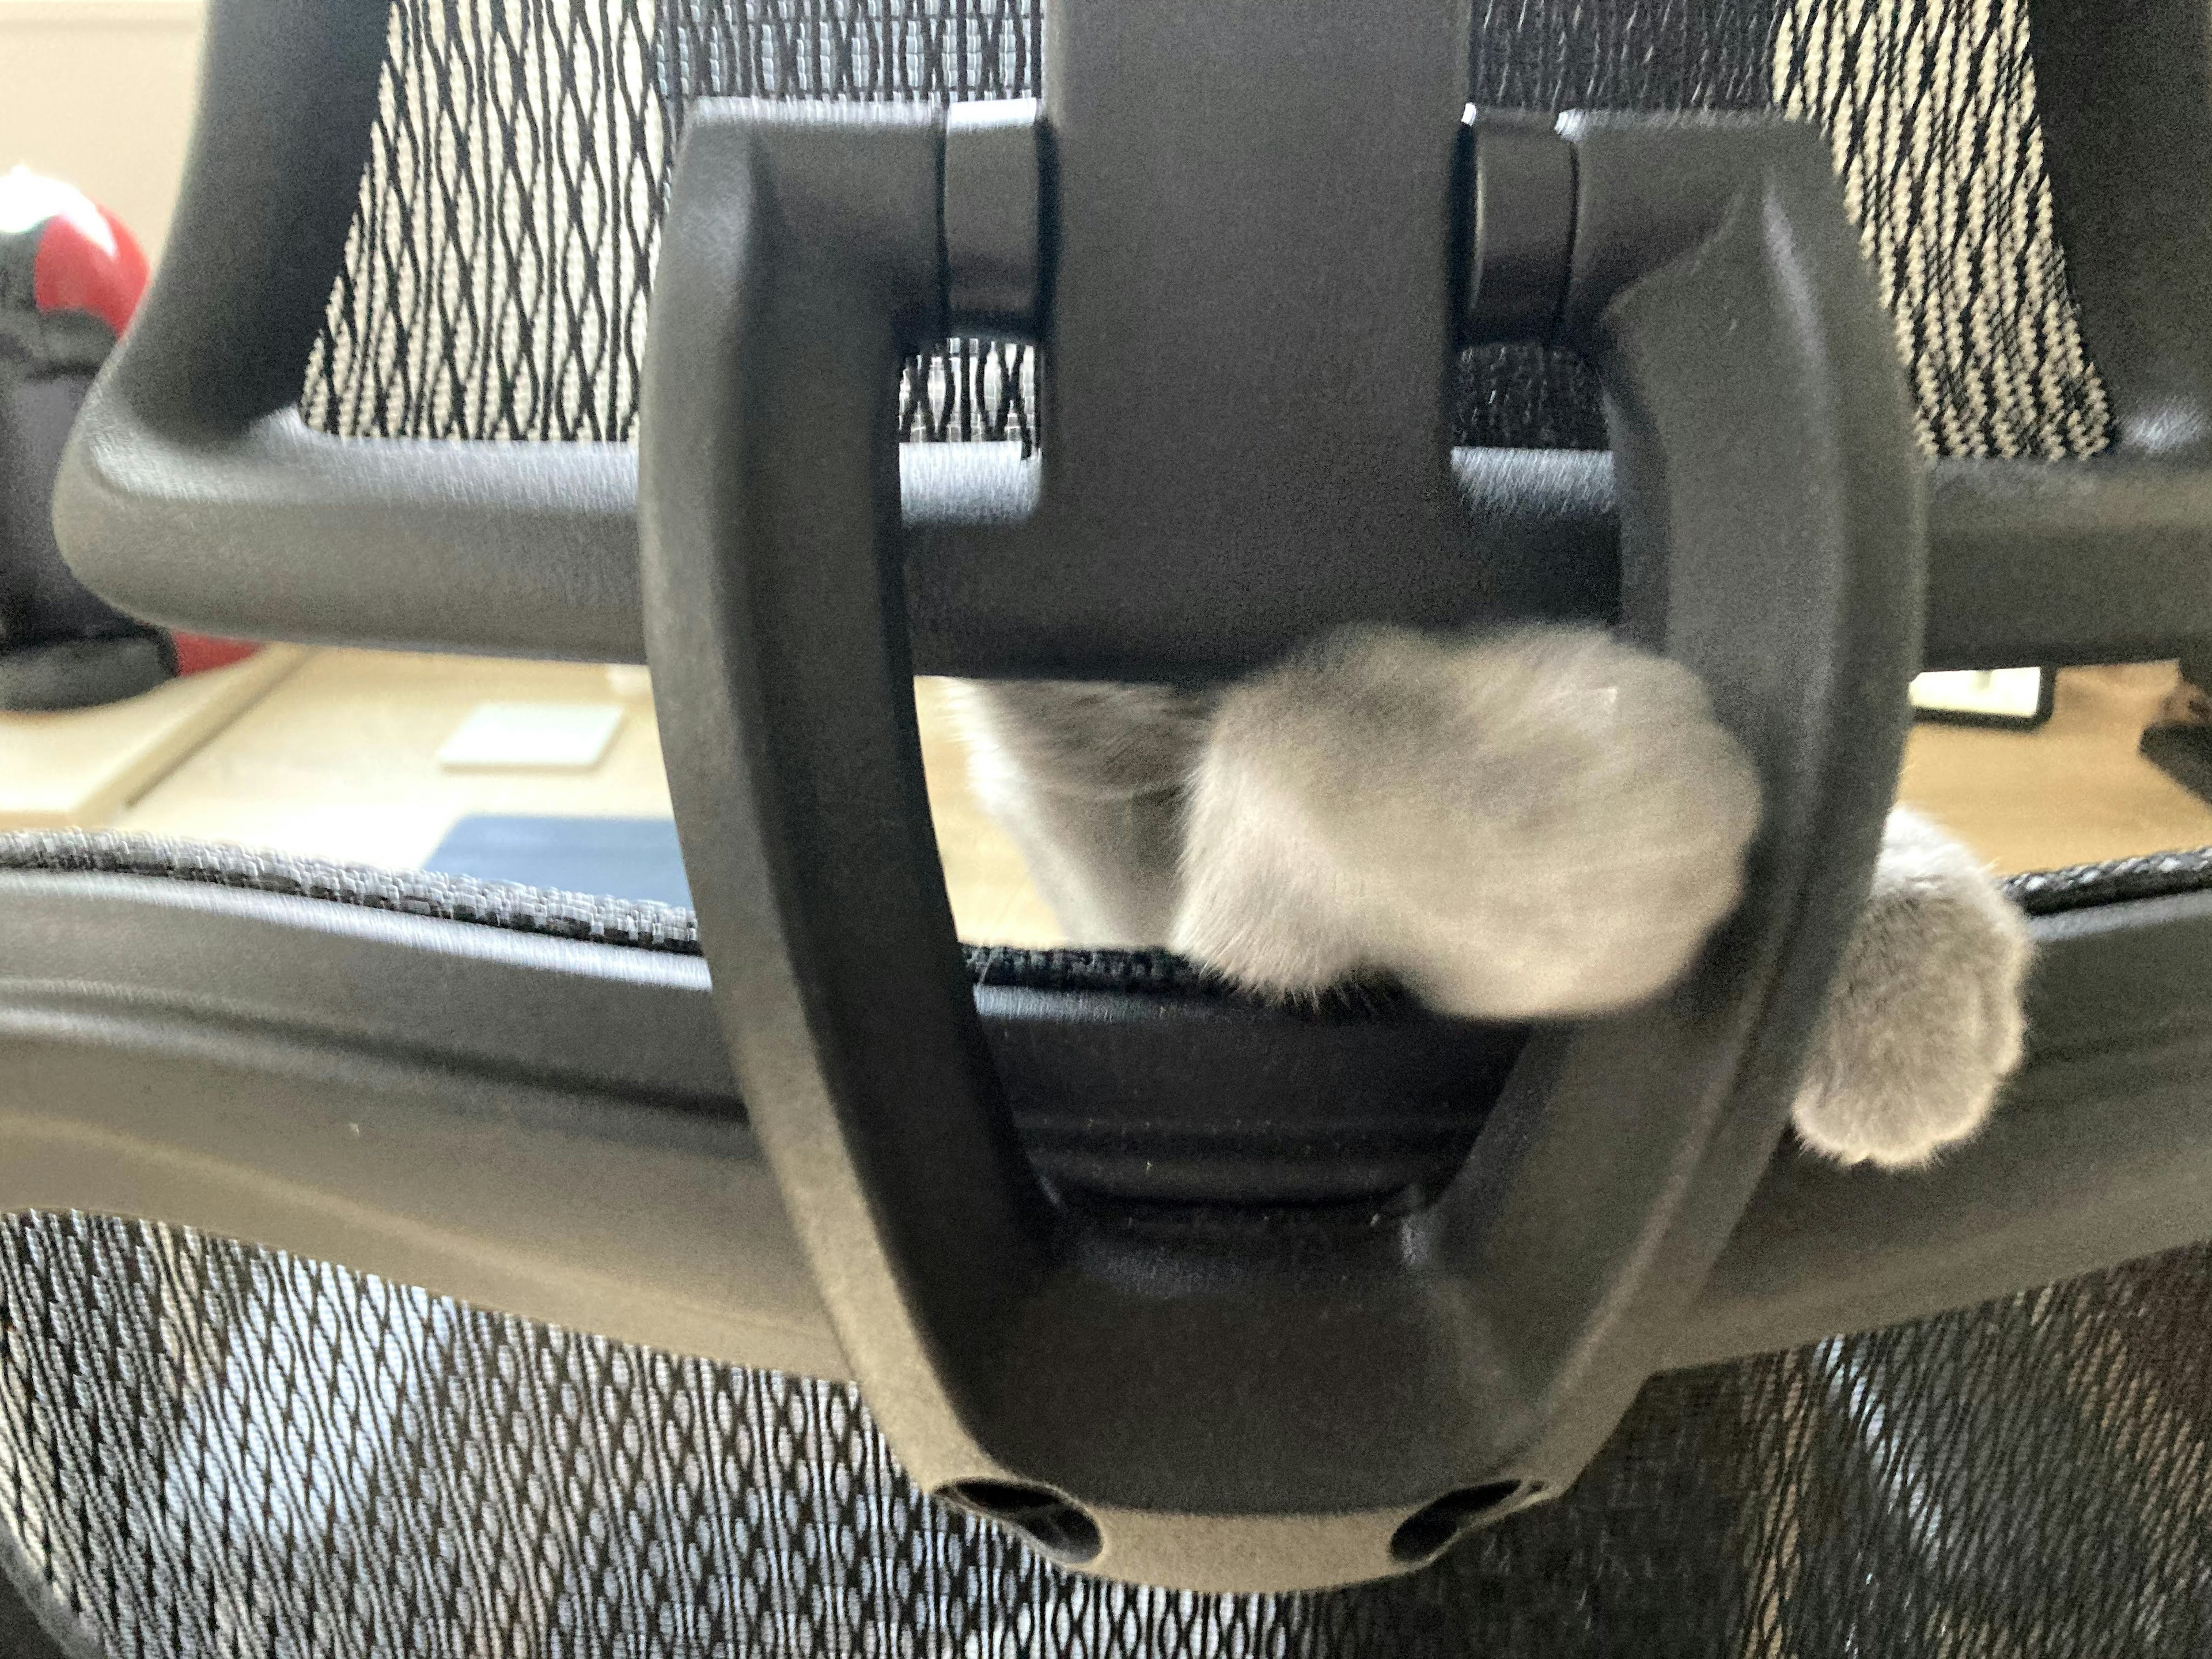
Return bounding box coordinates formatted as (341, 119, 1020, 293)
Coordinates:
(42, 0, 2212, 673)
(7, 849, 2212, 1446)
(634, 63, 1918, 1582)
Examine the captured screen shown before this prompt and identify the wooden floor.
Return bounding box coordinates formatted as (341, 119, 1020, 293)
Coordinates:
(5, 648, 2206, 947)
(108, 652, 676, 868)
(1899, 663, 2212, 874)
(87, 652, 1065, 944)
(0, 646, 304, 829)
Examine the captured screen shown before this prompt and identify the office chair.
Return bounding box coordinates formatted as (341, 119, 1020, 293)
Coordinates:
(6, 0, 2212, 1647)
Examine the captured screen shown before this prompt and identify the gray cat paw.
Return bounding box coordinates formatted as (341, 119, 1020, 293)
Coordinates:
(1790, 806, 2032, 1168)
(1171, 624, 1763, 1017)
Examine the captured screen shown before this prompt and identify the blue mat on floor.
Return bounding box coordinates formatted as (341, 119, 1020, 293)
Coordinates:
(424, 816, 692, 908)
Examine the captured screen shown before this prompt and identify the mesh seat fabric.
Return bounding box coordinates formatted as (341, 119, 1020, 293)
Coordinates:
(1, 1214, 2209, 1658)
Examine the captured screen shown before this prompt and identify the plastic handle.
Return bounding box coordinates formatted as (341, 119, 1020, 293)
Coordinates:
(639, 100, 1922, 1592)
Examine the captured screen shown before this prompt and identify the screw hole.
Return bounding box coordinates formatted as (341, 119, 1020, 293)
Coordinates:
(1389, 1480, 1529, 1564)
(940, 1479, 1104, 1565)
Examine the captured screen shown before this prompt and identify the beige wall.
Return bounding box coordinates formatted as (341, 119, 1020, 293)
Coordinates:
(0, 0, 206, 261)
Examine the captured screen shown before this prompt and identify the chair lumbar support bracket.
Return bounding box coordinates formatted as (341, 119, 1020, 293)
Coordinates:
(635, 0, 1921, 1594)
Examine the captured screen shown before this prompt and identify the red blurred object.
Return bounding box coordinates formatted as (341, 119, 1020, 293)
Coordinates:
(29, 195, 148, 336)
(1, 169, 257, 680)
(2, 168, 150, 337)
(169, 634, 263, 675)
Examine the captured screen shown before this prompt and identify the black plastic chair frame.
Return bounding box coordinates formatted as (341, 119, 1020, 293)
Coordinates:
(3, 869, 2211, 1476)
(18, 0, 2212, 1597)
(44, 0, 2212, 677)
(628, 71, 1919, 1582)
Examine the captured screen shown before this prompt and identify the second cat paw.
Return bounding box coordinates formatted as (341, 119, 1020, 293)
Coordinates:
(1790, 807, 2032, 1168)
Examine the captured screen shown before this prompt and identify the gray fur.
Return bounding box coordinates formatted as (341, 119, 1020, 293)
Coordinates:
(949, 623, 2032, 1168)
(942, 679, 1212, 944)
(1790, 805, 2032, 1167)
(1175, 626, 1762, 1017)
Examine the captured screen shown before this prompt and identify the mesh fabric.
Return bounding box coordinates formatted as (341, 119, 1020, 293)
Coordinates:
(1774, 0, 2112, 457)
(299, 0, 1039, 447)
(2, 1214, 2209, 1658)
(301, 0, 2111, 457)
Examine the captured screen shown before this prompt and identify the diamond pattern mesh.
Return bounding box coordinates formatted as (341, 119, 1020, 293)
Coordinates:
(1459, 0, 2112, 455)
(298, 0, 667, 442)
(300, 0, 2110, 457)
(1775, 0, 2111, 457)
(300, 0, 1039, 446)
(3, 1213, 2210, 1658)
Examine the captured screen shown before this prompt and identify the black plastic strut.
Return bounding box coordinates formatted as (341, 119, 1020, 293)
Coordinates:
(43, 0, 2204, 680)
(637, 0, 1919, 1594)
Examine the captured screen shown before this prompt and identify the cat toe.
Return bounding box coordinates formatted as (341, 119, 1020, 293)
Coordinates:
(1791, 1051, 2008, 1168)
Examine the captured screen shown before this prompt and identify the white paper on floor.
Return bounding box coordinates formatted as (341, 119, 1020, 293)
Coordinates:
(437, 702, 624, 770)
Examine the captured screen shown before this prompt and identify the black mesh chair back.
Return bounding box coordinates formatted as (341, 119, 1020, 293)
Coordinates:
(7, 0, 2212, 1650)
